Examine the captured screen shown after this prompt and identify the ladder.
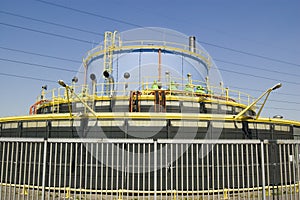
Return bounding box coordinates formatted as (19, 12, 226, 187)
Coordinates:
(103, 31, 121, 75)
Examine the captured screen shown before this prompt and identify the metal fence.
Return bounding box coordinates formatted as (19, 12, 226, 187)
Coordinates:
(1, 138, 300, 199)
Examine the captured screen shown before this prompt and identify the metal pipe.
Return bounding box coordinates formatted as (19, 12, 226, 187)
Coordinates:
(189, 36, 196, 53)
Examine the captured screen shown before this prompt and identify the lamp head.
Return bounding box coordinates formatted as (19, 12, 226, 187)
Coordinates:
(42, 85, 47, 90)
(72, 76, 78, 83)
(123, 72, 130, 79)
(90, 73, 96, 81)
(103, 70, 110, 78)
(271, 83, 282, 91)
(58, 80, 67, 88)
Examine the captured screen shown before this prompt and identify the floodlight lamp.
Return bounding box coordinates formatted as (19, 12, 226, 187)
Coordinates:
(72, 76, 78, 83)
(124, 72, 130, 79)
(271, 83, 282, 91)
(103, 70, 110, 78)
(90, 73, 96, 81)
(58, 80, 67, 88)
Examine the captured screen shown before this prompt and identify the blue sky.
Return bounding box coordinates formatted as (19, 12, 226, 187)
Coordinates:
(0, 0, 299, 121)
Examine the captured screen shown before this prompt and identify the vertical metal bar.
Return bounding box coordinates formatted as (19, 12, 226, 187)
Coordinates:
(202, 144, 204, 200)
(236, 144, 240, 199)
(212, 143, 214, 200)
(59, 143, 63, 198)
(13, 142, 20, 200)
(296, 143, 300, 200)
(196, 144, 199, 199)
(137, 143, 140, 199)
(121, 143, 124, 196)
(265, 142, 270, 200)
(165, 143, 168, 197)
(63, 143, 67, 198)
(226, 144, 230, 199)
(41, 140, 48, 200)
(85, 143, 88, 197)
(154, 141, 157, 199)
(23, 143, 28, 199)
(79, 142, 83, 199)
(18, 142, 24, 200)
(73, 143, 78, 200)
(90, 143, 93, 200)
(186, 143, 189, 199)
(283, 144, 287, 199)
(250, 144, 255, 196)
(31, 143, 37, 200)
(278, 144, 283, 198)
(171, 143, 174, 199)
(231, 144, 235, 200)
(246, 143, 250, 199)
(9, 142, 14, 200)
(191, 143, 194, 199)
(255, 144, 260, 199)
(221, 144, 225, 199)
(105, 143, 109, 197)
(95, 143, 99, 198)
(111, 143, 114, 199)
(132, 143, 135, 197)
(4, 142, 10, 199)
(127, 143, 130, 199)
(288, 144, 292, 199)
(69, 143, 73, 199)
(100, 142, 104, 199)
(241, 143, 245, 199)
(160, 143, 162, 198)
(148, 144, 150, 199)
(0, 142, 5, 200)
(53, 143, 58, 199)
(216, 144, 220, 199)
(176, 143, 178, 196)
(27, 142, 32, 200)
(261, 141, 266, 200)
(207, 144, 210, 199)
(291, 144, 296, 200)
(181, 144, 184, 198)
(142, 143, 145, 200)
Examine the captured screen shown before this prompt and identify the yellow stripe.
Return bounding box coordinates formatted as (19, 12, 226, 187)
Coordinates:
(1, 113, 300, 126)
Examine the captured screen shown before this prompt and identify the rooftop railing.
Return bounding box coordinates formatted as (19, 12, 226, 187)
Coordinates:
(36, 78, 255, 108)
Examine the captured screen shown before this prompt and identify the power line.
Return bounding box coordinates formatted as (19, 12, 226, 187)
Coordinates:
(227, 85, 300, 98)
(264, 106, 300, 112)
(36, 0, 300, 68)
(219, 67, 300, 85)
(199, 40, 300, 68)
(0, 10, 103, 37)
(214, 58, 300, 78)
(0, 72, 56, 83)
(35, 0, 142, 28)
(1, 45, 300, 98)
(0, 22, 94, 45)
(0, 46, 81, 64)
(0, 57, 78, 73)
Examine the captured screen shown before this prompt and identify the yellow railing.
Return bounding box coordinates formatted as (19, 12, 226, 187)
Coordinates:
(36, 80, 255, 108)
(83, 39, 212, 68)
(1, 182, 299, 199)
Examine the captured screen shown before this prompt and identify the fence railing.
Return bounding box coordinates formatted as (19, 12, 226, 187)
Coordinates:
(1, 138, 300, 199)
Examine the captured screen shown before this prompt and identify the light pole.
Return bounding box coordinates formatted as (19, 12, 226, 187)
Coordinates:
(58, 80, 97, 117)
(235, 83, 282, 119)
